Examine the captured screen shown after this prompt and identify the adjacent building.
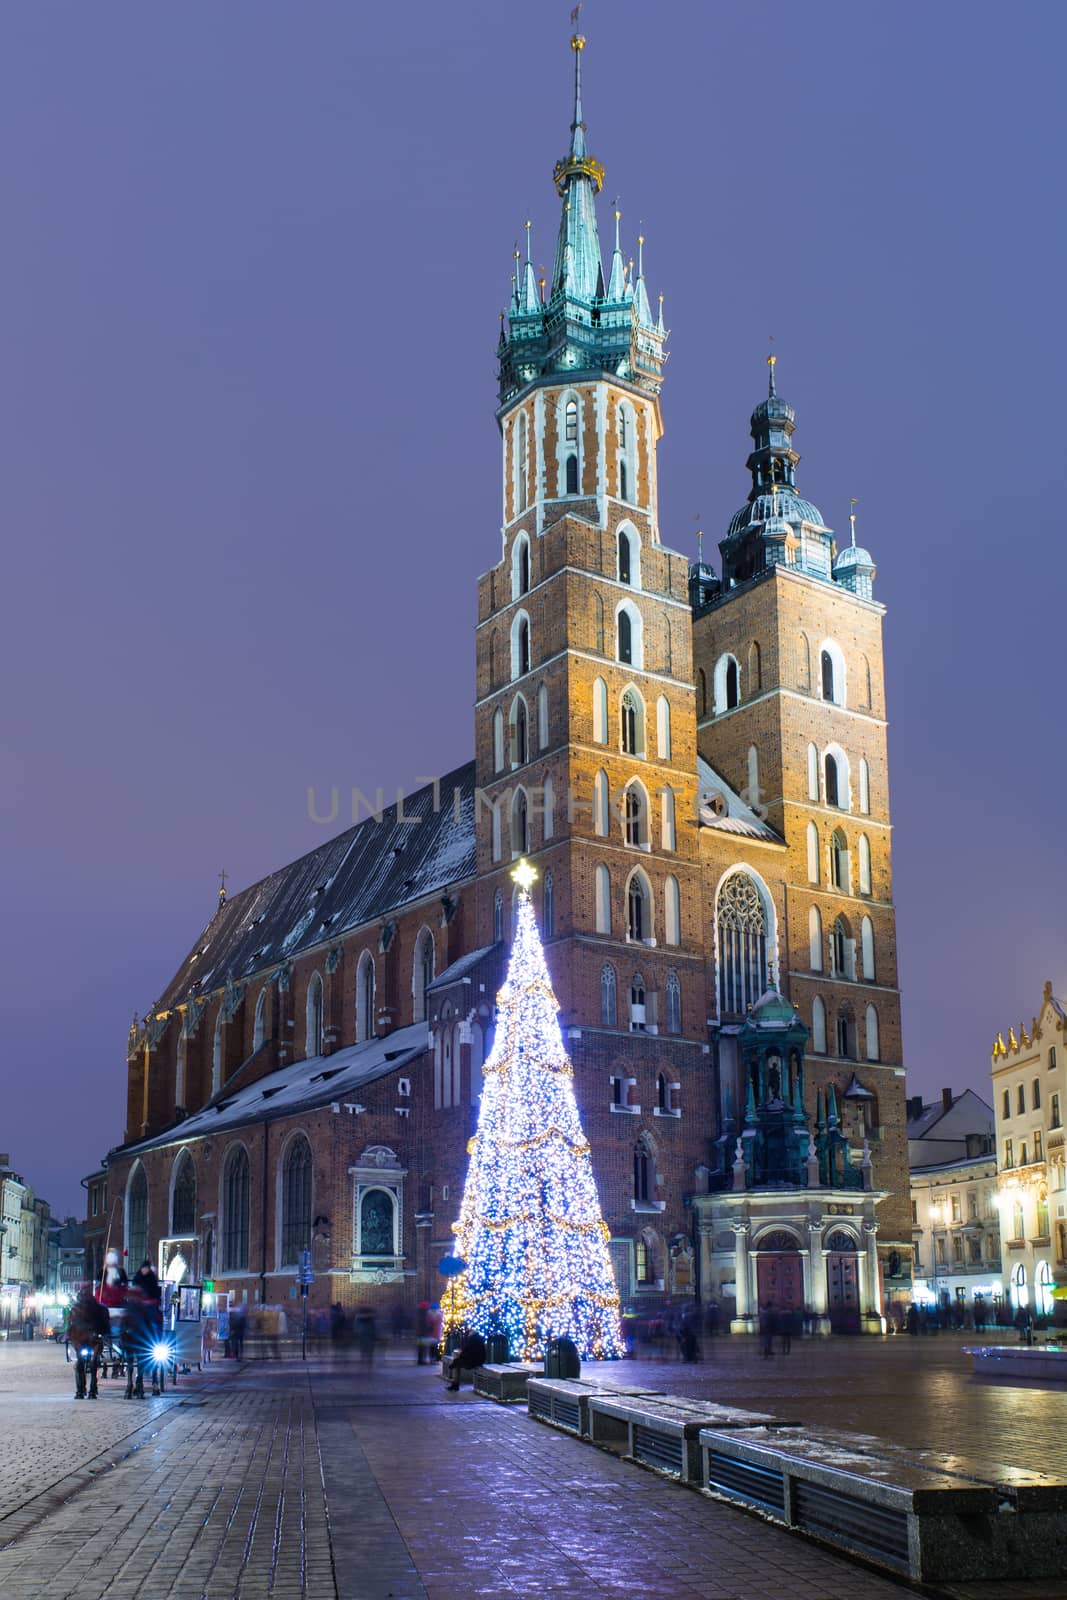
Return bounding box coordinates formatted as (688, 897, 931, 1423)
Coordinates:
(0, 1155, 53, 1320)
(87, 38, 913, 1331)
(908, 1089, 1001, 1313)
(991, 982, 1067, 1319)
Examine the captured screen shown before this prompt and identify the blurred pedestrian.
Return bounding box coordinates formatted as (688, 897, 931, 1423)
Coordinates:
(68, 1286, 109, 1399)
(230, 1304, 246, 1360)
(354, 1304, 377, 1363)
(906, 1302, 919, 1335)
(121, 1286, 155, 1398)
(759, 1303, 775, 1358)
(427, 1302, 443, 1361)
(445, 1329, 486, 1390)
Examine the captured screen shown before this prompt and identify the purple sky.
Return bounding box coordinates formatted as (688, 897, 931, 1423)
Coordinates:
(3, 2, 1064, 1216)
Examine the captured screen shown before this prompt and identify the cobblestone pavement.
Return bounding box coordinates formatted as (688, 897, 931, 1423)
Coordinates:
(1, 1337, 1066, 1600)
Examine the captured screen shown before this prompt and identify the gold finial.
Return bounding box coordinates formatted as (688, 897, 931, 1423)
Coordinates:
(511, 857, 538, 891)
(615, 208, 621, 221)
(849, 497, 858, 548)
(571, 35, 586, 52)
(218, 868, 228, 906)
(767, 353, 777, 367)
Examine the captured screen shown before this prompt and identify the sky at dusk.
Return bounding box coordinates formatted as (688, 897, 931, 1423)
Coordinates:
(2, 2, 1064, 1216)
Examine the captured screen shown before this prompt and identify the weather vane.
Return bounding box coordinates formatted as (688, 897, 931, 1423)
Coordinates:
(218, 868, 228, 905)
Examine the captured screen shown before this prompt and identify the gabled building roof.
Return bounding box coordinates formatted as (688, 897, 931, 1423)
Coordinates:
(154, 761, 477, 1014)
(697, 757, 781, 843)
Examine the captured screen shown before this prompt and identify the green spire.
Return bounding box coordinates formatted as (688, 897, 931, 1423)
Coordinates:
(550, 34, 605, 303)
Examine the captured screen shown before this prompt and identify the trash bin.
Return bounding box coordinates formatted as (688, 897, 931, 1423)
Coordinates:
(544, 1336, 580, 1379)
(485, 1334, 510, 1364)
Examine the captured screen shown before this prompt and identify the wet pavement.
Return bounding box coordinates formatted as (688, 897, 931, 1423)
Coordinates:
(0, 1336, 1064, 1599)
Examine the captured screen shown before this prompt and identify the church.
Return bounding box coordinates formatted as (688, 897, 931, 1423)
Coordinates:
(94, 37, 912, 1335)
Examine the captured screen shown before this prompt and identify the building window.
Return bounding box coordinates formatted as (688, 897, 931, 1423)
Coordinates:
(510, 788, 529, 855)
(621, 689, 644, 756)
(717, 872, 769, 1018)
(861, 916, 875, 981)
(661, 787, 677, 852)
(1004, 1138, 1014, 1168)
(618, 528, 632, 585)
(656, 695, 671, 760)
(537, 681, 549, 749)
(663, 874, 680, 946)
(356, 952, 375, 1042)
(634, 1238, 651, 1284)
(592, 676, 608, 743)
(413, 927, 435, 1023)
(127, 1165, 148, 1270)
(1050, 1047, 1058, 1072)
(812, 996, 827, 1054)
(171, 1153, 196, 1235)
(281, 1136, 312, 1266)
(806, 822, 819, 884)
(595, 864, 611, 934)
(634, 1138, 652, 1204)
(510, 696, 528, 766)
(593, 769, 610, 836)
(493, 887, 504, 943)
(624, 784, 647, 848)
(1051, 1093, 1061, 1129)
(565, 453, 579, 495)
(512, 614, 531, 678)
(1012, 1201, 1024, 1242)
(630, 974, 647, 1032)
(836, 1008, 856, 1059)
(1034, 1129, 1043, 1163)
(542, 871, 555, 938)
(951, 1193, 961, 1222)
(594, 591, 605, 654)
(865, 1004, 880, 1062)
(665, 971, 681, 1035)
(830, 828, 849, 891)
(858, 834, 872, 896)
(565, 395, 578, 444)
(809, 905, 823, 972)
(359, 1189, 397, 1258)
(627, 872, 651, 943)
(698, 668, 707, 717)
(807, 742, 819, 801)
(825, 754, 841, 809)
(819, 640, 846, 706)
(1018, 1084, 1026, 1115)
(1033, 1078, 1041, 1110)
(513, 530, 530, 596)
(253, 989, 270, 1053)
(1003, 1088, 1010, 1120)
(306, 972, 323, 1058)
(830, 916, 850, 979)
(713, 653, 740, 714)
(859, 758, 870, 815)
(222, 1147, 250, 1272)
(601, 963, 617, 1026)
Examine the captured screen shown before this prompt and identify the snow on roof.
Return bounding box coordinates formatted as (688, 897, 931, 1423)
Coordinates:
(426, 944, 502, 993)
(122, 1021, 432, 1154)
(696, 757, 781, 842)
(155, 760, 477, 1012)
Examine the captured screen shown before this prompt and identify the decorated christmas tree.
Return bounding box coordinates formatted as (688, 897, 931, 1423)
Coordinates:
(445, 860, 624, 1360)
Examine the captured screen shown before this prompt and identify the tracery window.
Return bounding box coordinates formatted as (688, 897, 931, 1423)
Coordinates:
(281, 1136, 312, 1266)
(222, 1147, 249, 1272)
(716, 873, 768, 1018)
(600, 963, 617, 1026)
(171, 1153, 196, 1235)
(127, 1165, 148, 1270)
(665, 971, 681, 1035)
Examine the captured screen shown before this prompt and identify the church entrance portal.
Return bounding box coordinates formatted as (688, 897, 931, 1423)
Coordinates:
(826, 1231, 860, 1333)
(755, 1233, 803, 1313)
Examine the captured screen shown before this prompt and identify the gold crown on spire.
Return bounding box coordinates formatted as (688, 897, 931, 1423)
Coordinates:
(571, 34, 586, 51)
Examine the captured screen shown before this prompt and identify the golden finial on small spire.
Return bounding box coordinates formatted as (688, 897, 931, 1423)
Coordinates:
(512, 857, 538, 891)
(849, 497, 858, 548)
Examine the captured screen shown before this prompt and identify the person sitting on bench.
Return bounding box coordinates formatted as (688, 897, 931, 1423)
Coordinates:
(445, 1329, 487, 1390)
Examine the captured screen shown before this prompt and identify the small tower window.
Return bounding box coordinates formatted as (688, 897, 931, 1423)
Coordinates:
(825, 753, 840, 808)
(726, 658, 739, 707)
(624, 786, 645, 847)
(565, 454, 579, 495)
(565, 397, 578, 443)
(618, 609, 633, 664)
(627, 873, 650, 942)
(665, 970, 681, 1035)
(619, 459, 629, 502)
(618, 529, 631, 585)
(821, 649, 835, 702)
(621, 689, 644, 756)
(601, 963, 617, 1026)
(493, 887, 504, 943)
(633, 1137, 652, 1203)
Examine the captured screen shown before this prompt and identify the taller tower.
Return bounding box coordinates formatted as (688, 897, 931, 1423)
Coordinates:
(473, 37, 713, 1290)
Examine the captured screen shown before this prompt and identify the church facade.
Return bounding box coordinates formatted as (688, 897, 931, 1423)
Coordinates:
(96, 38, 912, 1332)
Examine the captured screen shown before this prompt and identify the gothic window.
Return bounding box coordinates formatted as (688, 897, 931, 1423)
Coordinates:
(543, 774, 555, 840)
(861, 915, 875, 980)
(253, 987, 270, 1052)
(356, 951, 375, 1042)
(543, 871, 555, 938)
(661, 787, 676, 852)
(493, 887, 504, 943)
(619, 458, 628, 502)
(664, 874, 680, 945)
(633, 1137, 652, 1203)
(595, 864, 612, 934)
(618, 528, 632, 585)
(656, 695, 671, 759)
(1018, 1084, 1026, 1115)
(281, 1136, 312, 1266)
(830, 916, 850, 978)
(821, 649, 835, 702)
(820, 641, 846, 705)
(624, 783, 648, 847)
(515, 414, 528, 514)
(716, 872, 769, 1018)
(621, 688, 644, 756)
(510, 696, 528, 766)
(212, 1012, 224, 1096)
(171, 1152, 196, 1235)
(836, 1008, 857, 1059)
(491, 796, 502, 862)
(537, 682, 549, 749)
(175, 1032, 187, 1108)
(807, 742, 819, 801)
(806, 822, 819, 884)
(630, 973, 647, 1031)
(627, 871, 651, 943)
(359, 1189, 396, 1258)
(748, 640, 762, 692)
(512, 531, 530, 598)
(511, 788, 529, 855)
(601, 962, 617, 1026)
(1033, 1077, 1041, 1110)
(830, 827, 849, 891)
(565, 396, 578, 444)
(306, 972, 323, 1058)
(665, 970, 681, 1034)
(436, 1005, 453, 1108)
(865, 1004, 880, 1062)
(413, 927, 435, 1023)
(859, 758, 871, 814)
(812, 996, 827, 1054)
(863, 655, 873, 710)
(565, 454, 579, 494)
(713, 653, 740, 713)
(634, 1236, 652, 1283)
(222, 1146, 249, 1272)
(809, 905, 823, 971)
(858, 834, 872, 895)
(593, 769, 610, 836)
(511, 613, 531, 679)
(127, 1163, 148, 1269)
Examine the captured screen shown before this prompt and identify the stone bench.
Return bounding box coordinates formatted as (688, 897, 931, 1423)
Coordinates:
(471, 1362, 540, 1404)
(526, 1378, 660, 1437)
(698, 1424, 1067, 1582)
(962, 1343, 1067, 1384)
(586, 1394, 780, 1483)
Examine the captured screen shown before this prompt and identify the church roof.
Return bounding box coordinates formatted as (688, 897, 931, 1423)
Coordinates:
(119, 1021, 432, 1155)
(697, 757, 781, 842)
(156, 760, 477, 1013)
(426, 944, 501, 994)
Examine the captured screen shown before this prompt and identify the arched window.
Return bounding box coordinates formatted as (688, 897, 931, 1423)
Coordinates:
(510, 787, 529, 855)
(515, 414, 528, 514)
(713, 653, 740, 714)
(806, 822, 819, 884)
(836, 1008, 857, 1059)
(634, 1137, 652, 1204)
(616, 602, 643, 668)
(631, 973, 647, 1031)
(593, 769, 610, 837)
(565, 453, 579, 494)
(509, 695, 528, 766)
(858, 834, 872, 896)
(543, 871, 555, 937)
(511, 612, 531, 679)
(601, 963, 617, 1026)
(437, 1005, 453, 1108)
(171, 1152, 196, 1235)
(657, 1072, 669, 1109)
(831, 916, 851, 979)
(865, 1004, 880, 1063)
(619, 457, 628, 503)
(493, 887, 505, 943)
(175, 1032, 187, 1107)
(413, 927, 435, 1023)
(824, 747, 850, 810)
(618, 608, 632, 663)
(127, 1163, 148, 1270)
(809, 905, 823, 971)
(212, 1011, 224, 1096)
(624, 782, 648, 848)
(747, 640, 762, 692)
(537, 682, 549, 749)
(621, 688, 645, 756)
(617, 527, 632, 585)
(859, 758, 870, 815)
(594, 591, 605, 654)
(627, 870, 651, 943)
(861, 916, 875, 980)
(543, 773, 555, 840)
(1033, 1077, 1041, 1110)
(656, 696, 671, 759)
(830, 827, 849, 891)
(747, 745, 759, 803)
(491, 796, 502, 862)
(359, 1189, 397, 1258)
(306, 972, 323, 1058)
(661, 787, 676, 852)
(493, 708, 505, 773)
(617, 405, 637, 505)
(797, 632, 811, 691)
(595, 864, 612, 934)
(698, 667, 708, 718)
(716, 872, 770, 1018)
(807, 743, 819, 801)
(512, 530, 530, 597)
(1036, 1260, 1054, 1318)
(281, 1136, 312, 1266)
(592, 676, 608, 743)
(665, 970, 682, 1034)
(253, 988, 270, 1052)
(811, 996, 827, 1054)
(356, 951, 375, 1043)
(565, 395, 578, 445)
(222, 1146, 249, 1271)
(819, 640, 846, 706)
(664, 874, 680, 945)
